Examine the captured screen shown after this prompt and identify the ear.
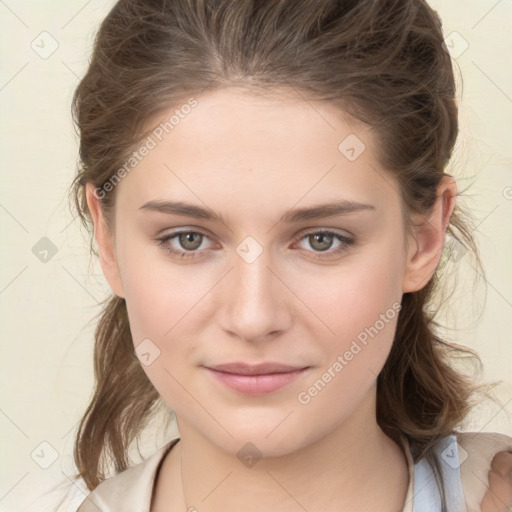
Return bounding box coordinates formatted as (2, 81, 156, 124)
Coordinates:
(85, 183, 125, 298)
(402, 175, 457, 293)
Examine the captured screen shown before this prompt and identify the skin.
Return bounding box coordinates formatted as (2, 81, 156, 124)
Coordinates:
(85, 87, 457, 512)
(481, 451, 512, 512)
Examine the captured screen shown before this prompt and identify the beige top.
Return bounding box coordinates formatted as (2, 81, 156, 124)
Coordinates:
(77, 431, 512, 512)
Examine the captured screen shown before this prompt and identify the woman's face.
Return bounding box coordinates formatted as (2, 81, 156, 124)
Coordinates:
(88, 87, 433, 456)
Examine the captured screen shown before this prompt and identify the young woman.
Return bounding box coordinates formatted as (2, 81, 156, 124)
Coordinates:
(69, 1, 512, 511)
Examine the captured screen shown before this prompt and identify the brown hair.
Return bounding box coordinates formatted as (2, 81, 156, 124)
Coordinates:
(69, 0, 503, 507)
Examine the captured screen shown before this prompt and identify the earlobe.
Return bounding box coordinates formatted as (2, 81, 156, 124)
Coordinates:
(85, 183, 125, 299)
(402, 176, 457, 293)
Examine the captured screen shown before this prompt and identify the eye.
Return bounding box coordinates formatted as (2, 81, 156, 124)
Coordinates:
(156, 229, 355, 261)
(156, 230, 214, 259)
(292, 230, 354, 259)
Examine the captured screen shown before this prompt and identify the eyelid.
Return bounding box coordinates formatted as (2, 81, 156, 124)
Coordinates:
(293, 227, 353, 242)
(157, 227, 217, 248)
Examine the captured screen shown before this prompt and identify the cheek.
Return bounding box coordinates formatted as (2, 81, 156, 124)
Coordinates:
(119, 243, 218, 405)
(117, 227, 210, 344)
(122, 268, 203, 411)
(124, 271, 202, 343)
(293, 244, 404, 353)
(293, 252, 404, 428)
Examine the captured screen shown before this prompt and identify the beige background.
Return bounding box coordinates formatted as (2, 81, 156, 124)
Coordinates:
(0, 1, 511, 510)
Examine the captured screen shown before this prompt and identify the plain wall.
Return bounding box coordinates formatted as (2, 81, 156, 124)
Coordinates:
(0, 1, 511, 510)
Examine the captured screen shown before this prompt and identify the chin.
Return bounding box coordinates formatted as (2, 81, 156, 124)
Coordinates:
(218, 435, 303, 461)
(199, 420, 316, 461)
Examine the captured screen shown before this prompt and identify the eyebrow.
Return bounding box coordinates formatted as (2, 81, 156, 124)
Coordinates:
(138, 199, 375, 225)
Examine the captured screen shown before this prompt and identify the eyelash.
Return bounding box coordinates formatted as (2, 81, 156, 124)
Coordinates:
(155, 229, 355, 261)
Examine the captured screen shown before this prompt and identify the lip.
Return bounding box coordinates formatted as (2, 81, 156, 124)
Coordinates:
(207, 362, 308, 375)
(203, 362, 311, 396)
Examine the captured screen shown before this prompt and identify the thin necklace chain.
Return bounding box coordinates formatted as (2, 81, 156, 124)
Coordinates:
(179, 442, 188, 512)
(180, 441, 200, 512)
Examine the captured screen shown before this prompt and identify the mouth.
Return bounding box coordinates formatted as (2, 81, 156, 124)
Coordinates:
(203, 362, 311, 395)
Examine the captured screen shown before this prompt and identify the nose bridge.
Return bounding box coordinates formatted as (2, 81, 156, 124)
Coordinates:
(234, 241, 271, 303)
(219, 236, 289, 341)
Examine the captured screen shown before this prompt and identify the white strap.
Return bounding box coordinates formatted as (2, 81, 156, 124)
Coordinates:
(413, 434, 468, 512)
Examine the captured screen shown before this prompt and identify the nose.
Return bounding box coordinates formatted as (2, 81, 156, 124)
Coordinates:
(217, 243, 293, 343)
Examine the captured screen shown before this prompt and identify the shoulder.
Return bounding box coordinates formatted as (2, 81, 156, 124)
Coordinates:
(455, 431, 512, 512)
(76, 438, 179, 512)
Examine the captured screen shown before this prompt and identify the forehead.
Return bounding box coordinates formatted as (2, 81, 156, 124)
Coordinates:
(116, 87, 400, 222)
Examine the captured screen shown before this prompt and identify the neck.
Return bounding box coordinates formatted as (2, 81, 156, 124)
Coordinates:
(154, 388, 409, 512)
